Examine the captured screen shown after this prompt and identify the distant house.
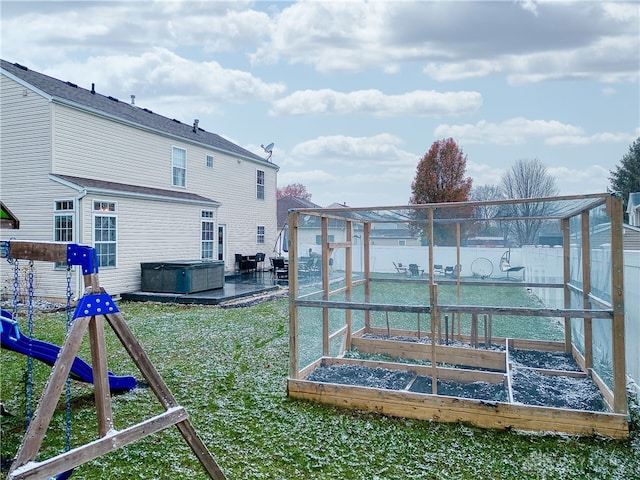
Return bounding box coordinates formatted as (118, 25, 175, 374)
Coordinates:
(1, 60, 279, 300)
(628, 192, 640, 227)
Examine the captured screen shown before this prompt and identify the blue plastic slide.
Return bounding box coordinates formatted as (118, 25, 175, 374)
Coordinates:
(1, 310, 136, 391)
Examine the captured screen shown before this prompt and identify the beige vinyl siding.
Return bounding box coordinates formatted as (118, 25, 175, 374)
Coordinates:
(3, 70, 277, 299)
(76, 194, 205, 296)
(52, 103, 277, 272)
(0, 75, 78, 300)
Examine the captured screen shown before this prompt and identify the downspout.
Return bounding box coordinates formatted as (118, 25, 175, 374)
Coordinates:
(73, 189, 87, 300)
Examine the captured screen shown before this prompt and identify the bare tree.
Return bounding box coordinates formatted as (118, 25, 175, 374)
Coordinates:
(499, 159, 559, 246)
(471, 184, 504, 236)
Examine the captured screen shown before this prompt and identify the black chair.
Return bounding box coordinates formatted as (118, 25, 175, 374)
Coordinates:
(272, 257, 288, 280)
(408, 264, 424, 277)
(255, 252, 265, 272)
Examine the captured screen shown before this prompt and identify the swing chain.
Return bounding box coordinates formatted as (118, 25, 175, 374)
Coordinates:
(64, 266, 73, 452)
(12, 258, 19, 318)
(25, 261, 35, 429)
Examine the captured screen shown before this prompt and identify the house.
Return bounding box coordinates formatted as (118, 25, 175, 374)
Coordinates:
(1, 60, 279, 301)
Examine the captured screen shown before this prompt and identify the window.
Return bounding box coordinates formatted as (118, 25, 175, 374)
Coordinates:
(398, 240, 406, 246)
(201, 211, 215, 260)
(54, 200, 74, 242)
(54, 200, 74, 268)
(315, 234, 335, 245)
(206, 154, 214, 168)
(256, 169, 265, 200)
(257, 225, 265, 244)
(94, 201, 117, 267)
(172, 146, 186, 186)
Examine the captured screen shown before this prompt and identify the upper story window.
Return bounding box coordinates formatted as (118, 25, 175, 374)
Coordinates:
(172, 146, 186, 187)
(256, 169, 265, 200)
(206, 155, 214, 168)
(93, 201, 117, 267)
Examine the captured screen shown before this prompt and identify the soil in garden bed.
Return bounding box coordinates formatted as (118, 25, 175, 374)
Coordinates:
(509, 348, 583, 372)
(305, 363, 607, 411)
(510, 368, 607, 411)
(305, 364, 506, 402)
(360, 333, 505, 351)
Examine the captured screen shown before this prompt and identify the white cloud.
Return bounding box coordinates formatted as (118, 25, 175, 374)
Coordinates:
(547, 165, 611, 195)
(270, 89, 482, 117)
(42, 49, 286, 120)
(545, 132, 636, 146)
(434, 118, 584, 145)
(290, 134, 417, 166)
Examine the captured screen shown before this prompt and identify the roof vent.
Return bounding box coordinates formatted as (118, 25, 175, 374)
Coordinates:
(193, 119, 199, 133)
(143, 108, 153, 114)
(66, 81, 78, 88)
(91, 83, 95, 94)
(130, 94, 135, 105)
(107, 96, 119, 102)
(14, 63, 28, 71)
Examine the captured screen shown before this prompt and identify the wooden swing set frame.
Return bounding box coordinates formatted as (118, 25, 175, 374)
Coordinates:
(4, 240, 226, 480)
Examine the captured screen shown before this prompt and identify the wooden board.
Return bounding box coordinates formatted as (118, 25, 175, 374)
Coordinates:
(288, 378, 629, 439)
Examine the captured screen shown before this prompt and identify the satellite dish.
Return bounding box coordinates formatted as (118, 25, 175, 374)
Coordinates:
(261, 142, 274, 161)
(263, 142, 274, 153)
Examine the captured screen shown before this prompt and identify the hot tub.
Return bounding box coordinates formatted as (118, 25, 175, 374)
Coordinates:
(140, 260, 225, 293)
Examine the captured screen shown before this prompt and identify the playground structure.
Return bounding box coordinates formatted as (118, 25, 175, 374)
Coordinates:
(1, 240, 226, 479)
(286, 193, 629, 438)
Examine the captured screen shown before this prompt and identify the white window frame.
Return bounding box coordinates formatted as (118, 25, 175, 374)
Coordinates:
(53, 200, 75, 269)
(201, 210, 215, 260)
(93, 200, 117, 268)
(257, 225, 265, 244)
(172, 146, 187, 187)
(256, 169, 265, 200)
(206, 154, 214, 168)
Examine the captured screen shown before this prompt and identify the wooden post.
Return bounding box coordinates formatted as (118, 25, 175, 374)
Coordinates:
(288, 211, 300, 379)
(345, 221, 353, 352)
(581, 211, 593, 369)
(363, 222, 371, 331)
(430, 283, 438, 395)
(561, 218, 573, 353)
(321, 216, 330, 356)
(607, 195, 627, 414)
(88, 314, 114, 436)
(471, 313, 478, 348)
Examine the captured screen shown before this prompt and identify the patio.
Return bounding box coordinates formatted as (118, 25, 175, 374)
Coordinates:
(121, 271, 284, 305)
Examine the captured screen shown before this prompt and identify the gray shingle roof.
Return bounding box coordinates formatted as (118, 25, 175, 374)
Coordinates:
(1, 59, 274, 167)
(277, 195, 320, 228)
(51, 174, 220, 206)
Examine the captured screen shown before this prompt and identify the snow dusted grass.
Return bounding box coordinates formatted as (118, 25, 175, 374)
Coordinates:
(2, 300, 639, 479)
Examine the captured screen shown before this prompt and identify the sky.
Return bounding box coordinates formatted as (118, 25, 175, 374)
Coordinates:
(1, 0, 638, 207)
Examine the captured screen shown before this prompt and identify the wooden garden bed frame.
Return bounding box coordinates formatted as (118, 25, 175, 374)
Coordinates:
(286, 193, 629, 439)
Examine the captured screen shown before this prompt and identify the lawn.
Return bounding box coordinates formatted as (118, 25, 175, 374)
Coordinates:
(1, 299, 638, 479)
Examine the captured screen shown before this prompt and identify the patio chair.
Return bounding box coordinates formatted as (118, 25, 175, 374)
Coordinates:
(393, 262, 408, 275)
(433, 264, 444, 275)
(408, 264, 424, 278)
(272, 257, 288, 280)
(500, 250, 524, 279)
(444, 265, 461, 277)
(255, 252, 265, 272)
